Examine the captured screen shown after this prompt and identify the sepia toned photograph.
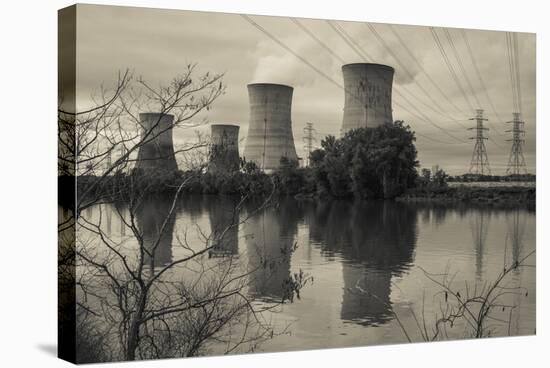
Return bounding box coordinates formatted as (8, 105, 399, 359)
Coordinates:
(58, 4, 536, 364)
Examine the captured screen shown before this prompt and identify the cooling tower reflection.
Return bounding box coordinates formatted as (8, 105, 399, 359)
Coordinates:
(308, 200, 417, 326)
(135, 194, 177, 270)
(244, 199, 305, 301)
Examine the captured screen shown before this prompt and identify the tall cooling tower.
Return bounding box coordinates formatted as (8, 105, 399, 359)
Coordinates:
(209, 124, 240, 174)
(243, 83, 298, 171)
(134, 112, 178, 174)
(341, 63, 394, 134)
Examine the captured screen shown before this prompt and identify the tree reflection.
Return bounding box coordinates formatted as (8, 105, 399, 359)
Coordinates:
(308, 200, 417, 326)
(179, 195, 205, 221)
(244, 199, 305, 301)
(135, 194, 177, 271)
(206, 195, 240, 256)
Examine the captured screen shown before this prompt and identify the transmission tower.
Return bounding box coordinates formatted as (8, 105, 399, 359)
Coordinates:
(302, 122, 317, 167)
(506, 112, 527, 175)
(468, 109, 491, 175)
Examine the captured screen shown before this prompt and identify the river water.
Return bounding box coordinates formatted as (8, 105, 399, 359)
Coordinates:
(76, 195, 536, 355)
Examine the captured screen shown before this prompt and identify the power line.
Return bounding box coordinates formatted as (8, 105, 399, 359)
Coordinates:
(504, 33, 527, 174)
(442, 29, 504, 150)
(396, 87, 468, 142)
(414, 131, 465, 145)
(366, 23, 457, 119)
(505, 34, 516, 111)
(327, 21, 467, 143)
(503, 31, 528, 171)
(289, 18, 346, 64)
(241, 15, 345, 92)
(430, 27, 475, 112)
(388, 25, 466, 116)
(513, 33, 523, 114)
(326, 20, 373, 61)
(505, 32, 520, 114)
(442, 28, 482, 108)
(242, 15, 465, 145)
(435, 28, 504, 150)
(459, 29, 506, 135)
(292, 19, 468, 143)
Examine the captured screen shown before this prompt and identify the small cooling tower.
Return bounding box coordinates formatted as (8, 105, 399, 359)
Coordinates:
(341, 63, 394, 134)
(134, 113, 178, 174)
(208, 124, 240, 174)
(243, 83, 298, 171)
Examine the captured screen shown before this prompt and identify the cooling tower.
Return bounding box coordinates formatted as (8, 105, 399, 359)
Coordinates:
(208, 124, 240, 174)
(243, 83, 298, 171)
(341, 63, 394, 134)
(134, 112, 178, 174)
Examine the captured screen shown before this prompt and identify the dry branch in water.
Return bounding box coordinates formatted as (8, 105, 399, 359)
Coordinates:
(350, 249, 534, 342)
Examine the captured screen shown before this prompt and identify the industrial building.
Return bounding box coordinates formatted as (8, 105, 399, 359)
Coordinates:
(134, 112, 178, 174)
(208, 124, 240, 174)
(341, 63, 394, 134)
(243, 83, 299, 171)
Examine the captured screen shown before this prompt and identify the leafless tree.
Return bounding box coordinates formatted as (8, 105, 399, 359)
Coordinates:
(76, 177, 309, 361)
(58, 65, 224, 361)
(59, 66, 310, 362)
(58, 64, 224, 218)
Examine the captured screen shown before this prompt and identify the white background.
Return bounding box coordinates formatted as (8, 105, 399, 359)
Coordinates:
(0, 0, 546, 367)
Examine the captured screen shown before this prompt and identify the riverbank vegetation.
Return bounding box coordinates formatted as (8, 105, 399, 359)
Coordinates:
(398, 184, 535, 204)
(309, 121, 418, 199)
(59, 68, 312, 363)
(448, 173, 536, 183)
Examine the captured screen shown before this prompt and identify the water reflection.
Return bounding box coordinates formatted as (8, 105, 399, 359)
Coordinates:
(135, 194, 176, 270)
(78, 196, 536, 350)
(470, 211, 490, 278)
(507, 209, 526, 266)
(244, 200, 304, 301)
(206, 196, 240, 256)
(179, 195, 206, 222)
(308, 201, 417, 326)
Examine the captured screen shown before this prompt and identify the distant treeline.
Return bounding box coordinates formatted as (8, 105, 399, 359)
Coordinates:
(448, 173, 536, 182)
(399, 184, 535, 205)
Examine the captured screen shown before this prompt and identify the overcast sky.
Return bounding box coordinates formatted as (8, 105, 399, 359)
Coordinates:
(72, 4, 536, 175)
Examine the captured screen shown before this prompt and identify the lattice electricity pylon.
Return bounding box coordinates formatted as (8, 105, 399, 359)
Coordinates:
(506, 112, 527, 176)
(302, 122, 317, 167)
(468, 109, 491, 175)
(470, 211, 489, 278)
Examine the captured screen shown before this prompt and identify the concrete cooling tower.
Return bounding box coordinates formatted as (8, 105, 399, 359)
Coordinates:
(134, 113, 178, 174)
(208, 124, 240, 174)
(341, 63, 394, 134)
(243, 83, 298, 171)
